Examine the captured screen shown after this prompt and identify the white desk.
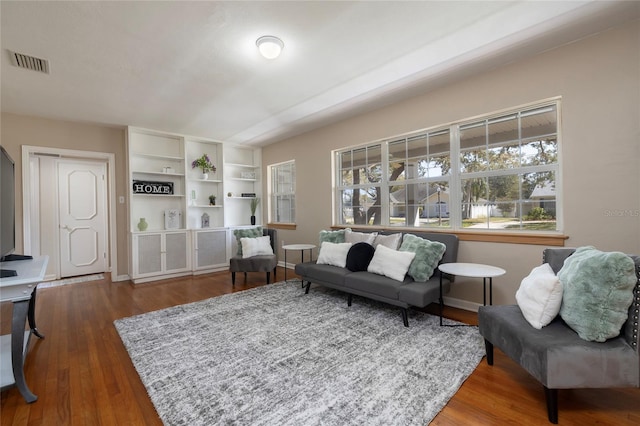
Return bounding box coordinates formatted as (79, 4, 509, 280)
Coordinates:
(283, 244, 316, 284)
(438, 262, 506, 306)
(0, 256, 49, 403)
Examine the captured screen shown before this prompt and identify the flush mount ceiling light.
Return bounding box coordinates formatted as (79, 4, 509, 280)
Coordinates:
(256, 35, 284, 59)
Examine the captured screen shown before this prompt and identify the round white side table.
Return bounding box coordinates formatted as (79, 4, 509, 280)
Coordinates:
(438, 262, 506, 306)
(282, 244, 316, 284)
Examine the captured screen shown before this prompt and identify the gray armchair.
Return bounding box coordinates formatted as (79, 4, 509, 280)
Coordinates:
(230, 228, 277, 285)
(478, 248, 639, 423)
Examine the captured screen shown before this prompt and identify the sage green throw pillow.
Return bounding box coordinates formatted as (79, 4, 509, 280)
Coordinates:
(558, 246, 636, 342)
(399, 234, 446, 282)
(233, 227, 263, 256)
(319, 229, 347, 244)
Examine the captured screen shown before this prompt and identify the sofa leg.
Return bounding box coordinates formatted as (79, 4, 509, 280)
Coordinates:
(401, 308, 409, 327)
(544, 386, 558, 424)
(244, 272, 248, 283)
(304, 281, 311, 294)
(266, 272, 270, 284)
(347, 294, 352, 307)
(484, 339, 494, 365)
(232, 272, 236, 286)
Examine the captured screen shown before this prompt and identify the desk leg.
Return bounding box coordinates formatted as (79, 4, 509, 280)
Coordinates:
(11, 300, 37, 403)
(28, 287, 44, 339)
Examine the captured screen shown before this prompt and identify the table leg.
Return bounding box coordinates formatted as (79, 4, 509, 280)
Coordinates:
(284, 249, 288, 283)
(483, 277, 487, 306)
(439, 270, 444, 326)
(11, 299, 37, 403)
(299, 250, 303, 287)
(489, 277, 493, 305)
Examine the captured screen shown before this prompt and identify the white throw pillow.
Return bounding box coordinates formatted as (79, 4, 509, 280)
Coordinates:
(516, 263, 563, 329)
(367, 244, 416, 282)
(241, 236, 274, 258)
(345, 229, 377, 245)
(316, 242, 353, 268)
(373, 233, 402, 250)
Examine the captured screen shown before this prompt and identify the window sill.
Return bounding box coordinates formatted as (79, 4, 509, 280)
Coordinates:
(267, 223, 297, 230)
(331, 225, 567, 246)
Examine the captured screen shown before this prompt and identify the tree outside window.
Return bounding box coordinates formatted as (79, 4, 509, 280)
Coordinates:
(335, 102, 560, 232)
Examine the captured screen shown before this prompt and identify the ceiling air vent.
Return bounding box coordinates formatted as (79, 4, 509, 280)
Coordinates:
(8, 50, 50, 74)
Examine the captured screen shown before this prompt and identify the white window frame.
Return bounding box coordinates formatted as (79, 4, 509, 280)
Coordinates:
(268, 160, 296, 225)
(333, 99, 562, 234)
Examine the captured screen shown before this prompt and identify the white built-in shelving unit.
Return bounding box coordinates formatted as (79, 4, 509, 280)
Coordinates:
(126, 127, 261, 283)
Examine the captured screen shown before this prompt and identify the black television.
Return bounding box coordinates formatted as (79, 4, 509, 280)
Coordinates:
(1, 146, 20, 277)
(1, 146, 15, 257)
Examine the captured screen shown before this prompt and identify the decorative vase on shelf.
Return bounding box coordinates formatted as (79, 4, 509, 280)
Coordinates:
(250, 198, 259, 226)
(201, 173, 209, 180)
(137, 218, 148, 231)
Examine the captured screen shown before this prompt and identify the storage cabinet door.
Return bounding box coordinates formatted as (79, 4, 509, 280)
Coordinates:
(194, 229, 227, 270)
(134, 233, 163, 276)
(165, 231, 190, 273)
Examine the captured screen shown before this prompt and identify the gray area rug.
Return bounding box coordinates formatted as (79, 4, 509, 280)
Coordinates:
(115, 282, 485, 426)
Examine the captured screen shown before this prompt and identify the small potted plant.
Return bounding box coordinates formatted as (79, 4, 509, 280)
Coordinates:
(209, 195, 216, 206)
(191, 154, 216, 180)
(250, 197, 260, 225)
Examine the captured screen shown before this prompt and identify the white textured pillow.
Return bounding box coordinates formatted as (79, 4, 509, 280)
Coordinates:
(373, 233, 402, 250)
(316, 242, 353, 268)
(345, 229, 377, 245)
(516, 263, 563, 329)
(241, 236, 274, 258)
(367, 244, 416, 282)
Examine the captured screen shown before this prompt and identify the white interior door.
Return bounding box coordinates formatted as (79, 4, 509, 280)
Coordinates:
(58, 160, 107, 277)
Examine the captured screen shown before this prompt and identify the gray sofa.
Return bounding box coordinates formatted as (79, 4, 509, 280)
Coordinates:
(478, 248, 640, 423)
(295, 231, 459, 327)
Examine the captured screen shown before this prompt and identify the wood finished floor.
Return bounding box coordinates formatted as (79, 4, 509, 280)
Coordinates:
(1, 268, 639, 425)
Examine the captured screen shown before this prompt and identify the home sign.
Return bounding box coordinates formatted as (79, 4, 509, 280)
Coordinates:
(133, 180, 174, 195)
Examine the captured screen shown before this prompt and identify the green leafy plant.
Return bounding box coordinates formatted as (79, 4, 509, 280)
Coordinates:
(525, 207, 551, 221)
(191, 154, 216, 173)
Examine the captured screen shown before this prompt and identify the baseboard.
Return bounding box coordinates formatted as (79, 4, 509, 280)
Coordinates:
(443, 297, 481, 313)
(278, 261, 295, 270)
(192, 266, 228, 276)
(112, 274, 131, 282)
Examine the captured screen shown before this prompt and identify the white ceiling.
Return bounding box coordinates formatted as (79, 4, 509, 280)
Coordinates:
(1, 1, 638, 146)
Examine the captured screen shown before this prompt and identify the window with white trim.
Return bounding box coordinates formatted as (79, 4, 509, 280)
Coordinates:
(268, 160, 296, 224)
(334, 101, 560, 232)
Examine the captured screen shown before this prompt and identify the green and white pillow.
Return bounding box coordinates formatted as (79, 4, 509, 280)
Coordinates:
(319, 229, 347, 244)
(233, 227, 263, 256)
(399, 234, 446, 282)
(558, 246, 636, 342)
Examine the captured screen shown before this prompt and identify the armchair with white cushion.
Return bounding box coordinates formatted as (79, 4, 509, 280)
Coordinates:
(229, 228, 277, 285)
